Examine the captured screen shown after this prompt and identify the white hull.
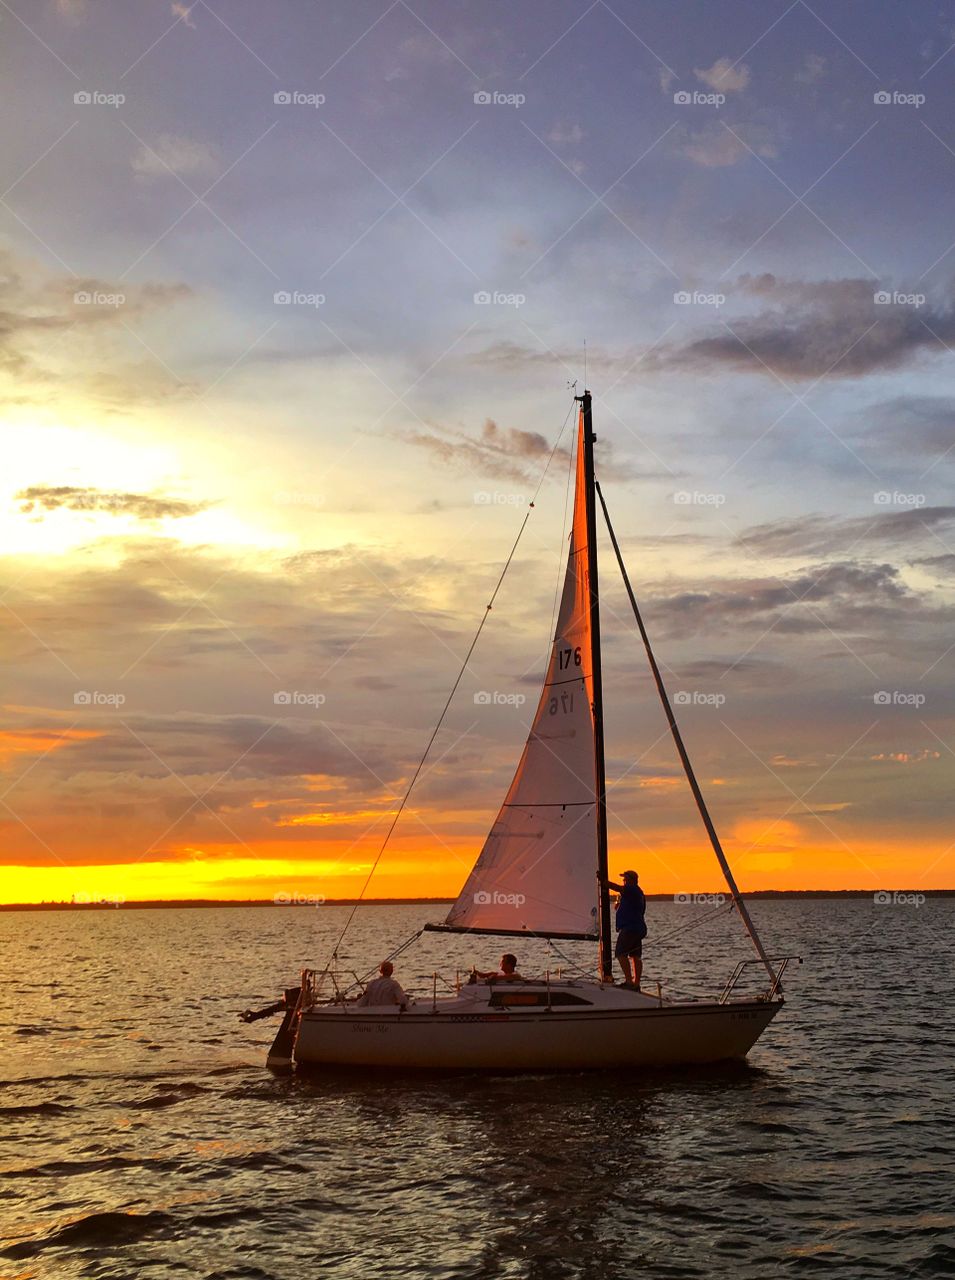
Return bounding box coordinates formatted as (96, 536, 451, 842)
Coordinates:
(291, 982, 782, 1071)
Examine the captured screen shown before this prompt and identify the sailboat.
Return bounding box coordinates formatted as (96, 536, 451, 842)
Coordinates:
(244, 392, 798, 1071)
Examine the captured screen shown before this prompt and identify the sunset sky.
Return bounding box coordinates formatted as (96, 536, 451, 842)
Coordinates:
(2, 0, 953, 905)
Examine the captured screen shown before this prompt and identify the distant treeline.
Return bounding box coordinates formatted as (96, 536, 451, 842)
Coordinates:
(1, 889, 953, 912)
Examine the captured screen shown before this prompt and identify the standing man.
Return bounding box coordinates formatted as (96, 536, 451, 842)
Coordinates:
(607, 870, 647, 989)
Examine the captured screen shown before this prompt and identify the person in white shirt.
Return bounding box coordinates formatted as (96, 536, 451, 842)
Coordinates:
(356, 960, 408, 1009)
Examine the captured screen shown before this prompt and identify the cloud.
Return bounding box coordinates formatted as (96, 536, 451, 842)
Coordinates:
(0, 530, 547, 867)
(79, 362, 201, 407)
(398, 416, 651, 484)
(399, 416, 567, 483)
(0, 705, 409, 866)
(397, 33, 455, 64)
(915, 552, 955, 574)
(870, 750, 940, 764)
(547, 123, 585, 146)
(468, 339, 670, 387)
(737, 507, 955, 558)
(54, 0, 86, 19)
(132, 134, 218, 179)
(664, 274, 955, 380)
(73, 712, 391, 786)
(645, 559, 930, 640)
(674, 657, 781, 685)
(858, 396, 955, 458)
(0, 253, 194, 413)
(15, 487, 210, 521)
(694, 58, 750, 93)
(796, 53, 826, 84)
(677, 121, 777, 168)
(0, 277, 185, 347)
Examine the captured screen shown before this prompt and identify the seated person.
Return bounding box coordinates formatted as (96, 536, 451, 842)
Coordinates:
(473, 952, 524, 982)
(356, 960, 408, 1009)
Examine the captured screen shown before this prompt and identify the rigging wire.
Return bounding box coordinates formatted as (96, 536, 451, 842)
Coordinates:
(650, 898, 737, 947)
(326, 398, 579, 965)
(335, 929, 424, 997)
(545, 897, 736, 981)
(595, 480, 777, 985)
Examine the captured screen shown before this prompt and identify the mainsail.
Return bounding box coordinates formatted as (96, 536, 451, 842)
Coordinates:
(441, 413, 601, 938)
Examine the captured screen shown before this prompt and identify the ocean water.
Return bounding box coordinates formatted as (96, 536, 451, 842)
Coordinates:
(1, 899, 952, 1279)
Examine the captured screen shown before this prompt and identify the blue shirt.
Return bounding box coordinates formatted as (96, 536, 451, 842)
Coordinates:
(615, 884, 646, 935)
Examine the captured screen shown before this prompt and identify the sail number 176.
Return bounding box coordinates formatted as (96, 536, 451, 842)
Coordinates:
(557, 646, 582, 670)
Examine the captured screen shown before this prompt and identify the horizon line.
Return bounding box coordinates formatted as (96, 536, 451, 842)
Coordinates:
(1, 888, 952, 912)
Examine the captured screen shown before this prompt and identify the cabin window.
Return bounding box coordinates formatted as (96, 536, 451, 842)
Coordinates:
(488, 991, 593, 1008)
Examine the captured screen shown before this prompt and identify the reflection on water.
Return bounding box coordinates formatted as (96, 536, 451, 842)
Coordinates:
(0, 901, 952, 1278)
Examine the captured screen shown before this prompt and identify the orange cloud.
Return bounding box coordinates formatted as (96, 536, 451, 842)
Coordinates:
(0, 726, 100, 764)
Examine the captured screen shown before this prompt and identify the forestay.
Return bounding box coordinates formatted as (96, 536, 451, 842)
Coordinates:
(442, 414, 601, 938)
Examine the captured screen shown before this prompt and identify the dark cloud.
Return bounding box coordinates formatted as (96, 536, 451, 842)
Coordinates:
(58, 712, 397, 786)
(663, 275, 955, 381)
(737, 506, 955, 558)
(646, 559, 918, 638)
(400, 415, 654, 484)
(400, 416, 568, 484)
(15, 487, 210, 520)
(915, 553, 955, 574)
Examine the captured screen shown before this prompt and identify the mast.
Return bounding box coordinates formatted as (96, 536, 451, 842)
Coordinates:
(578, 391, 613, 980)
